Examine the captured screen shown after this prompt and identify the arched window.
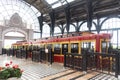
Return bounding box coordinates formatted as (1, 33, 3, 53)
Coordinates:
(101, 18, 120, 29)
(33, 33, 40, 39)
(64, 28, 67, 33)
(0, 0, 41, 39)
(79, 22, 88, 31)
(54, 27, 61, 36)
(111, 31, 117, 48)
(91, 23, 96, 30)
(101, 17, 120, 48)
(69, 24, 76, 32)
(42, 24, 50, 38)
(80, 22, 96, 31)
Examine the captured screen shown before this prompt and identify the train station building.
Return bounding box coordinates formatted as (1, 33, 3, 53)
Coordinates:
(0, 0, 120, 79)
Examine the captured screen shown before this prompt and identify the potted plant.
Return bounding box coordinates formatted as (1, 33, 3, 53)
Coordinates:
(0, 61, 23, 79)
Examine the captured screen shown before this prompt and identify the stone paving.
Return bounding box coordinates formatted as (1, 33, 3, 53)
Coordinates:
(0, 55, 66, 80)
(0, 55, 118, 80)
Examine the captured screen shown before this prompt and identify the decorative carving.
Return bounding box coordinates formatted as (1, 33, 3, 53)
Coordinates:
(9, 13, 23, 27)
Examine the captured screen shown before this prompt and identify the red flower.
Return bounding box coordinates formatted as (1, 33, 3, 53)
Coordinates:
(10, 61, 12, 64)
(5, 63, 9, 67)
(12, 64, 19, 69)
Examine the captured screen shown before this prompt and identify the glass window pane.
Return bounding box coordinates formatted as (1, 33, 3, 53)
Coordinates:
(42, 24, 50, 38)
(64, 28, 67, 33)
(54, 27, 61, 35)
(80, 22, 88, 31)
(33, 33, 40, 39)
(67, 0, 74, 3)
(52, 2, 61, 8)
(45, 0, 58, 4)
(111, 31, 117, 48)
(45, 0, 75, 8)
(101, 18, 120, 29)
(69, 25, 76, 32)
(91, 23, 96, 30)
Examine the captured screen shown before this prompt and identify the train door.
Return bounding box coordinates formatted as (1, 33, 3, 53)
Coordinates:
(62, 44, 68, 54)
(40, 44, 46, 61)
(53, 43, 63, 63)
(54, 43, 61, 54)
(28, 44, 33, 58)
(46, 44, 53, 62)
(81, 41, 96, 69)
(98, 34, 111, 53)
(101, 40, 110, 53)
(101, 41, 107, 53)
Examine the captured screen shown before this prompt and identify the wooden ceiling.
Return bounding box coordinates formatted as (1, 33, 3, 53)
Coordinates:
(24, 0, 120, 25)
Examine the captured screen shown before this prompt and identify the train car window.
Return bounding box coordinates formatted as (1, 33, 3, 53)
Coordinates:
(81, 42, 88, 49)
(40, 45, 45, 48)
(18, 46, 22, 49)
(36, 46, 40, 51)
(13, 46, 16, 49)
(38, 45, 40, 50)
(46, 44, 52, 49)
(28, 45, 33, 52)
(101, 41, 107, 53)
(81, 42, 95, 53)
(71, 43, 78, 53)
(62, 44, 68, 54)
(90, 42, 95, 52)
(33, 45, 37, 50)
(25, 45, 29, 50)
(54, 44, 61, 54)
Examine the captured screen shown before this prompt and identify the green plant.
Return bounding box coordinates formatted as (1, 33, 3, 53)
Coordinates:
(0, 61, 23, 79)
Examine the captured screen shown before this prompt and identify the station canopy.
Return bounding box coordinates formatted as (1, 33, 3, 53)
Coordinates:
(25, 0, 120, 25)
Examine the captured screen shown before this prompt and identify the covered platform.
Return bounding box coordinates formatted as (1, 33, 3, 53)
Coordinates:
(0, 55, 117, 80)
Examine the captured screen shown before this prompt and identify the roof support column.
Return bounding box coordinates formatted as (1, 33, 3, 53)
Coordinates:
(96, 17, 101, 34)
(38, 14, 43, 38)
(49, 10, 55, 37)
(61, 23, 64, 35)
(76, 20, 79, 32)
(65, 5, 71, 35)
(86, 0, 93, 32)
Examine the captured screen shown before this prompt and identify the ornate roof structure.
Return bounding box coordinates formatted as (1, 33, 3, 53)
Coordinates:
(24, 0, 120, 25)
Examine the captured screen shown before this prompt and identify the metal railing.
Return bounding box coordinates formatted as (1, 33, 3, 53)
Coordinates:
(64, 50, 120, 78)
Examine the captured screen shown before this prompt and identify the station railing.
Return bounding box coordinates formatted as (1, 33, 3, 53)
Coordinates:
(64, 50, 120, 78)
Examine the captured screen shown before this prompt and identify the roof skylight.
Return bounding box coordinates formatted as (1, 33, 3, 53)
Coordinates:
(45, 0, 75, 8)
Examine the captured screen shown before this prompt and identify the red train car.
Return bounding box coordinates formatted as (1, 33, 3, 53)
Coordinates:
(12, 32, 112, 63)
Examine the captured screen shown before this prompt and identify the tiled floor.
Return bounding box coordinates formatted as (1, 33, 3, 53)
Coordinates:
(0, 55, 118, 80)
(0, 55, 66, 80)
